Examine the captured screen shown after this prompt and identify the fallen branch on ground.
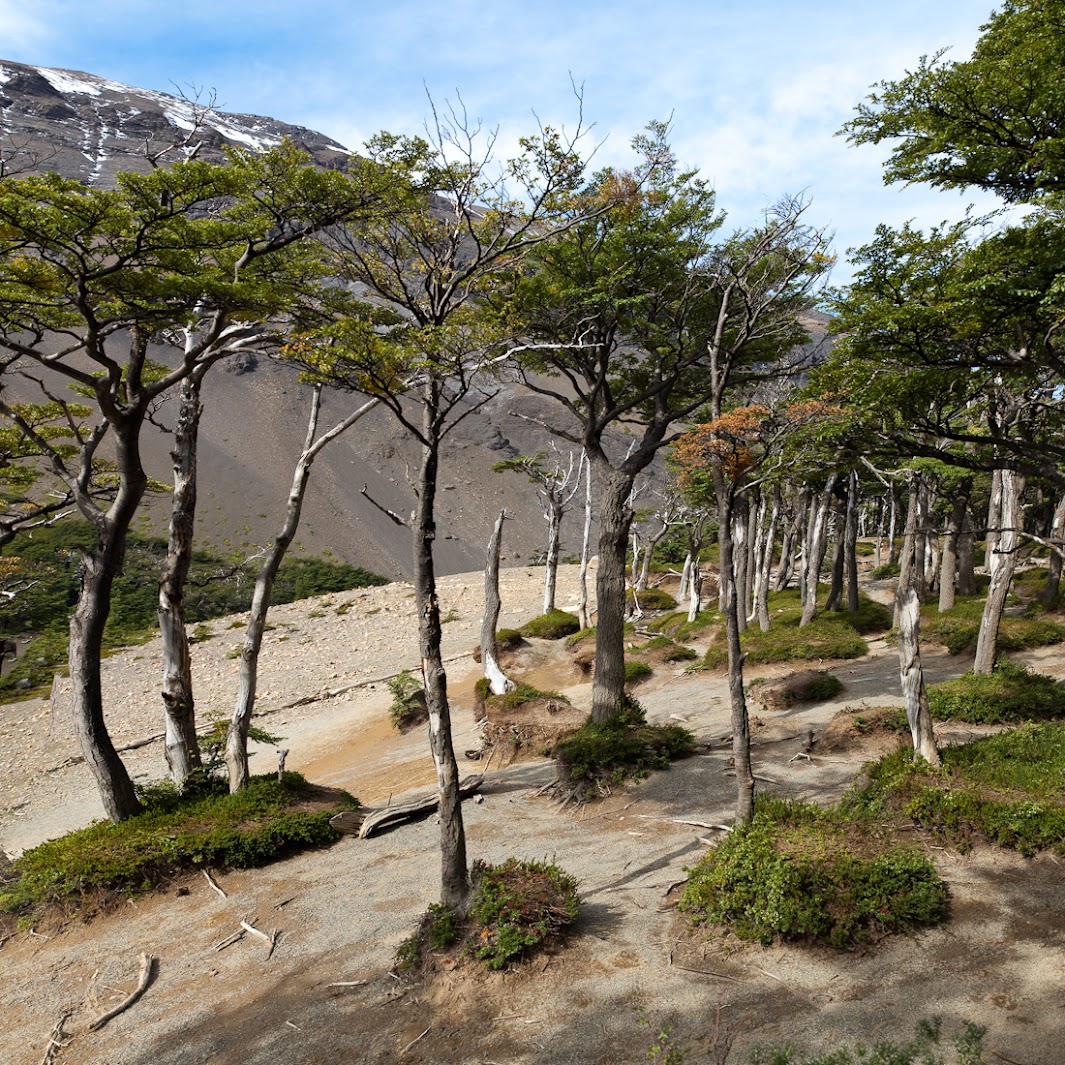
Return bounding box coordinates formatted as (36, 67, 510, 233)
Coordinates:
(40, 1009, 73, 1065)
(202, 869, 227, 899)
(87, 953, 154, 1032)
(357, 776, 484, 839)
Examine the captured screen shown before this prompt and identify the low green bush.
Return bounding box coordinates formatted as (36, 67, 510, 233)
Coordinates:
(555, 699, 695, 792)
(701, 618, 868, 669)
(482, 681, 569, 711)
(632, 587, 678, 611)
(928, 662, 1065, 724)
(395, 857, 580, 974)
(387, 669, 428, 731)
(846, 724, 1065, 856)
(921, 597, 1065, 655)
(494, 628, 527, 651)
(519, 610, 581, 640)
(624, 660, 653, 684)
(871, 562, 900, 580)
(0, 773, 358, 917)
(680, 796, 949, 948)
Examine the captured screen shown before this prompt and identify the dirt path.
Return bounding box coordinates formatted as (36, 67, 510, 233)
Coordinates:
(1, 567, 1063, 1065)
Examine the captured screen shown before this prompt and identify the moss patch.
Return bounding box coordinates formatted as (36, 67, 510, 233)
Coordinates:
(519, 610, 581, 640)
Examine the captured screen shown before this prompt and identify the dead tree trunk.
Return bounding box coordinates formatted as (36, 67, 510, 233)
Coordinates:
(753, 487, 780, 632)
(733, 492, 750, 634)
(481, 510, 514, 696)
(938, 479, 971, 613)
(845, 470, 860, 613)
(1041, 492, 1065, 605)
(774, 488, 804, 591)
(157, 370, 204, 786)
(543, 499, 563, 614)
(974, 469, 1024, 675)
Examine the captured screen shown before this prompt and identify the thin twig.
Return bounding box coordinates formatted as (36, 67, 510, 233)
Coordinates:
(326, 981, 369, 989)
(240, 918, 272, 945)
(203, 869, 227, 899)
(39, 1009, 74, 1065)
(400, 1025, 431, 1054)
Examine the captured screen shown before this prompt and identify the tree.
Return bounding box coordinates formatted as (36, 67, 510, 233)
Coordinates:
(301, 102, 593, 910)
(843, 0, 1065, 205)
(510, 132, 831, 737)
(0, 148, 376, 818)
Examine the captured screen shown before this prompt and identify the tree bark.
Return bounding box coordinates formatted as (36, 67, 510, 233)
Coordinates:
(481, 510, 514, 696)
(733, 492, 749, 633)
(825, 498, 846, 612)
(543, 500, 563, 614)
(158, 371, 204, 786)
(774, 489, 804, 591)
(753, 487, 779, 632)
(957, 508, 978, 596)
(895, 478, 939, 765)
(938, 480, 971, 613)
(590, 462, 635, 723)
(1041, 492, 1065, 604)
(714, 466, 754, 823)
(974, 469, 1023, 675)
(577, 463, 593, 630)
(845, 470, 860, 613)
(799, 474, 837, 627)
(415, 383, 468, 909)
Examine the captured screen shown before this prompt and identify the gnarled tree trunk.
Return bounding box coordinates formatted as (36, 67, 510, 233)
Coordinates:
(481, 510, 514, 695)
(974, 469, 1024, 675)
(577, 464, 593, 630)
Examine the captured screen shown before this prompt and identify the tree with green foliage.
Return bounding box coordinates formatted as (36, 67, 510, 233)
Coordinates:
(0, 146, 380, 818)
(508, 126, 831, 756)
(298, 102, 594, 910)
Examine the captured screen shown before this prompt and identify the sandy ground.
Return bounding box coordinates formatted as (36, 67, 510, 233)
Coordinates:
(1, 566, 1063, 1065)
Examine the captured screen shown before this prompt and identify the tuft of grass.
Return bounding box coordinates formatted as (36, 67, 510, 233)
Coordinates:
(482, 680, 570, 711)
(395, 857, 579, 974)
(748, 1019, 987, 1065)
(845, 724, 1065, 856)
(680, 796, 949, 948)
(647, 609, 719, 641)
(0, 773, 358, 918)
(519, 610, 581, 640)
(871, 562, 900, 580)
(630, 634, 699, 662)
(494, 628, 527, 651)
(565, 626, 596, 648)
(555, 699, 695, 792)
(928, 662, 1065, 724)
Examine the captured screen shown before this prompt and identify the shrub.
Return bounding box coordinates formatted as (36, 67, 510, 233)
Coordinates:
(469, 857, 580, 970)
(0, 773, 358, 917)
(624, 660, 653, 684)
(519, 610, 581, 640)
(927, 662, 1065, 724)
(921, 597, 1065, 655)
(647, 609, 719, 641)
(555, 699, 695, 792)
(395, 858, 580, 974)
(846, 724, 1065, 856)
(680, 797, 949, 948)
(871, 562, 900, 580)
(632, 587, 678, 611)
(631, 634, 698, 662)
(490, 681, 570, 711)
(494, 628, 527, 651)
(387, 670, 429, 731)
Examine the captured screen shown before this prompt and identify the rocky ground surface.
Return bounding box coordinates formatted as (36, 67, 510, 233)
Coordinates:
(1, 566, 1063, 1065)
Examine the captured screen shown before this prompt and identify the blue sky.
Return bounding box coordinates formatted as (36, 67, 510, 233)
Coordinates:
(1, 0, 1001, 283)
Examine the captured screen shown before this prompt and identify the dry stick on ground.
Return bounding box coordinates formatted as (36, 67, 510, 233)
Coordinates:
(39, 1009, 74, 1065)
(400, 1026, 431, 1055)
(202, 869, 227, 899)
(87, 953, 155, 1032)
(214, 930, 245, 952)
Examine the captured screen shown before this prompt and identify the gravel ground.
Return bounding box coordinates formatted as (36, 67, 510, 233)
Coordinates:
(1, 566, 1063, 1065)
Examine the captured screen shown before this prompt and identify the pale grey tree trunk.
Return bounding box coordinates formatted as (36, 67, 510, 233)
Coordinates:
(687, 561, 703, 623)
(886, 487, 898, 566)
(1041, 492, 1065, 604)
(895, 476, 939, 765)
(800, 474, 838, 627)
(733, 493, 749, 633)
(158, 370, 204, 786)
(481, 510, 515, 695)
(986, 469, 1004, 579)
(543, 501, 563, 614)
(938, 482, 971, 613)
(678, 551, 692, 606)
(775, 488, 804, 591)
(753, 487, 779, 632)
(845, 470, 860, 613)
(577, 462, 593, 630)
(974, 470, 1024, 675)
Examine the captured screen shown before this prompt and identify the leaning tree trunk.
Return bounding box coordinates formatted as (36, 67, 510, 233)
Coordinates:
(543, 500, 563, 614)
(775, 489, 804, 591)
(577, 465, 593, 630)
(714, 465, 754, 823)
(895, 477, 939, 765)
(481, 510, 514, 696)
(68, 423, 147, 822)
(825, 498, 846, 613)
(733, 492, 750, 634)
(158, 372, 204, 786)
(974, 470, 1024, 675)
(590, 461, 635, 723)
(415, 389, 468, 909)
(845, 470, 860, 614)
(69, 536, 143, 822)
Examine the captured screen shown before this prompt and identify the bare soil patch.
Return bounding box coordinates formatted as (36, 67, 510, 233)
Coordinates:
(1, 568, 1063, 1064)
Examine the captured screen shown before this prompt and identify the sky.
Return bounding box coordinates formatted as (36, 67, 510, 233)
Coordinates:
(0, 0, 1003, 285)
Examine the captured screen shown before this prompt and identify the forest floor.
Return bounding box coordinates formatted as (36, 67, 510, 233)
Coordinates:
(0, 565, 1063, 1065)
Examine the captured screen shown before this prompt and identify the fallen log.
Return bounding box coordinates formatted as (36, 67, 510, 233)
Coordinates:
(87, 953, 154, 1032)
(357, 776, 484, 839)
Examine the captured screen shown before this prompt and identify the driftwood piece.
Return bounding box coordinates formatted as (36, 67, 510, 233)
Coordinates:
(202, 869, 227, 899)
(357, 776, 484, 839)
(40, 1009, 73, 1065)
(328, 809, 366, 836)
(87, 953, 154, 1032)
